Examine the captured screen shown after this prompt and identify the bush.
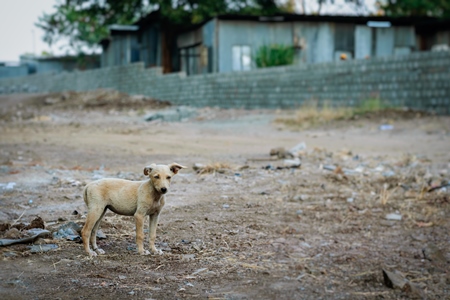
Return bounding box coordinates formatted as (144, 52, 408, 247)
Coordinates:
(255, 44, 295, 68)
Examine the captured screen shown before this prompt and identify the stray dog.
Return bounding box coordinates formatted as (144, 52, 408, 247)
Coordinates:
(81, 163, 186, 257)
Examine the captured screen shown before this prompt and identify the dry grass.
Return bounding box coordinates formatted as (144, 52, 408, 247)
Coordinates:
(274, 98, 401, 130)
(274, 100, 353, 129)
(195, 162, 232, 174)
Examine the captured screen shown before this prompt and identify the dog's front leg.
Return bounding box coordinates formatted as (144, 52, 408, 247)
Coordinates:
(135, 213, 150, 255)
(149, 213, 163, 255)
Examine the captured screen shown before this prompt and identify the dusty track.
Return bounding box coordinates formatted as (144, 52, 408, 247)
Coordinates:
(0, 92, 449, 299)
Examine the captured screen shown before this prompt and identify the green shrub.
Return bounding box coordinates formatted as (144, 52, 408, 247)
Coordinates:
(255, 44, 295, 68)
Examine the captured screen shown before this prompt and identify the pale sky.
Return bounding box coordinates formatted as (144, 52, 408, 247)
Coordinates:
(0, 0, 60, 61)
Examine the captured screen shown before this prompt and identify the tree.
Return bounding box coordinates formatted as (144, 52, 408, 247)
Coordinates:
(36, 0, 151, 53)
(382, 0, 450, 18)
(37, 0, 286, 55)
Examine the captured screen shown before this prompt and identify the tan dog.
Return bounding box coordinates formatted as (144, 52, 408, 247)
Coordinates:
(81, 163, 186, 257)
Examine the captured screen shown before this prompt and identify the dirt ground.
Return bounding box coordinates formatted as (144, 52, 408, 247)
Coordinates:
(0, 91, 449, 299)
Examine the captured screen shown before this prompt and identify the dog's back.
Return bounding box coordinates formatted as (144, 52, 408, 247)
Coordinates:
(84, 178, 144, 216)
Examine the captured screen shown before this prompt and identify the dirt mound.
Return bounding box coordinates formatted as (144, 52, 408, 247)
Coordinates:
(33, 89, 171, 110)
(0, 89, 171, 121)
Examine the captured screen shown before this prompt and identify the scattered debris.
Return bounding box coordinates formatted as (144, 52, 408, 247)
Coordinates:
(0, 182, 16, 190)
(379, 124, 394, 131)
(270, 147, 294, 159)
(289, 142, 307, 157)
(385, 213, 402, 221)
(191, 268, 208, 276)
(193, 162, 231, 174)
(382, 269, 425, 298)
(422, 243, 447, 264)
(145, 106, 196, 122)
(283, 158, 301, 168)
(28, 244, 58, 253)
(53, 222, 82, 239)
(4, 228, 21, 239)
(0, 229, 51, 246)
(382, 269, 407, 289)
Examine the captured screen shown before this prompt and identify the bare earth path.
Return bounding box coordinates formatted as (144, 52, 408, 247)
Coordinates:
(0, 92, 449, 299)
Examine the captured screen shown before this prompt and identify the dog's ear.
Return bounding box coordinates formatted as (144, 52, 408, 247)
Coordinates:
(143, 164, 156, 176)
(169, 163, 187, 174)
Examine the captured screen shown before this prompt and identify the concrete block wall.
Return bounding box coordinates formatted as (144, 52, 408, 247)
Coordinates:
(0, 51, 449, 114)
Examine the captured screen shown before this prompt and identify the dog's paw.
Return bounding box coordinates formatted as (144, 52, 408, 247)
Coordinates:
(95, 248, 105, 255)
(152, 248, 163, 255)
(140, 250, 151, 255)
(88, 250, 98, 257)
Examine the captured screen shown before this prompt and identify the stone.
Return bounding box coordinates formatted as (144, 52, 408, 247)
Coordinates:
(4, 228, 21, 239)
(422, 243, 447, 263)
(385, 213, 402, 221)
(382, 269, 407, 289)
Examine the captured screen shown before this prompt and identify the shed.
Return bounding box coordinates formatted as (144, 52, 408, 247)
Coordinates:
(177, 14, 419, 75)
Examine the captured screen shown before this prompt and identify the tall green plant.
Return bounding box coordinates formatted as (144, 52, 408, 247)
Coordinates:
(255, 44, 295, 68)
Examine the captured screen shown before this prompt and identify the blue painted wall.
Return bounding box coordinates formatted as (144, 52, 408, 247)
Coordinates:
(217, 20, 292, 73)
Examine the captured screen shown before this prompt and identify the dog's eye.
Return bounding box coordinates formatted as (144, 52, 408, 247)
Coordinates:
(167, 176, 171, 180)
(154, 175, 160, 179)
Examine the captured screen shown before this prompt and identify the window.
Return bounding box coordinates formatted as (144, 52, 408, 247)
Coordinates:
(394, 27, 414, 48)
(335, 24, 355, 53)
(232, 45, 251, 71)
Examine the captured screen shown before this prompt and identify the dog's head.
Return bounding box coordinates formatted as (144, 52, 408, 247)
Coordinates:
(143, 163, 187, 194)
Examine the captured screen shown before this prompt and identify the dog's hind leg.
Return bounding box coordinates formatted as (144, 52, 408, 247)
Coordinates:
(91, 208, 107, 255)
(82, 206, 105, 257)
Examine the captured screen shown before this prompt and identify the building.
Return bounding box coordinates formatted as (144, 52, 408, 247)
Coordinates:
(101, 12, 447, 76)
(415, 19, 450, 51)
(100, 11, 170, 71)
(100, 25, 140, 67)
(0, 54, 100, 79)
(177, 14, 419, 75)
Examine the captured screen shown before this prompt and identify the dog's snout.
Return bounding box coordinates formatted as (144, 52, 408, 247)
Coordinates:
(160, 187, 167, 194)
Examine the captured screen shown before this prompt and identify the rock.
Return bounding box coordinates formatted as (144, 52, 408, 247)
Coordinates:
(385, 213, 402, 221)
(0, 182, 16, 190)
(270, 147, 294, 159)
(145, 106, 196, 122)
(3, 251, 19, 258)
(0, 223, 10, 231)
(165, 276, 178, 281)
(53, 222, 82, 239)
(96, 229, 107, 239)
(66, 235, 82, 242)
(383, 269, 426, 298)
(222, 204, 230, 209)
(4, 228, 21, 239)
(25, 216, 45, 230)
(28, 244, 58, 253)
(192, 163, 206, 171)
(44, 97, 60, 105)
(382, 269, 407, 289)
(289, 142, 307, 157)
(283, 158, 301, 168)
(180, 254, 195, 261)
(422, 243, 447, 263)
(379, 124, 394, 131)
(118, 275, 127, 280)
(191, 268, 208, 275)
(293, 194, 309, 201)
